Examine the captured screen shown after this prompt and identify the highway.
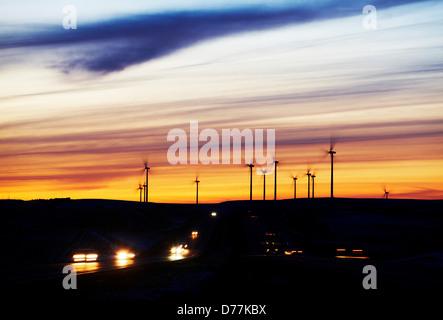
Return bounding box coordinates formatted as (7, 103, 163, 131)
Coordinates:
(1, 201, 442, 312)
(0, 209, 218, 287)
(240, 206, 443, 295)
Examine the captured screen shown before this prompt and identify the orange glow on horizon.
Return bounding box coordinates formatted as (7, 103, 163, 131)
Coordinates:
(2, 152, 442, 203)
(1, 104, 442, 203)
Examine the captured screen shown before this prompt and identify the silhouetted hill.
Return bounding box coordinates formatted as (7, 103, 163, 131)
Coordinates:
(0, 198, 442, 264)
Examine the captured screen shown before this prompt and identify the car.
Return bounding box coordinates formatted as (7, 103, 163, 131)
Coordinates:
(284, 249, 304, 256)
(335, 247, 369, 259)
(265, 246, 282, 255)
(72, 249, 99, 262)
(115, 250, 135, 260)
(264, 232, 284, 255)
(170, 244, 189, 255)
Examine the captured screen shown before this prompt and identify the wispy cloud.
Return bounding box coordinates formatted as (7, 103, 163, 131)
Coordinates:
(0, 0, 426, 74)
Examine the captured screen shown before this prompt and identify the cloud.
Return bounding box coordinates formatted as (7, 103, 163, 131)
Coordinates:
(391, 187, 443, 200)
(1, 9, 312, 73)
(0, 0, 426, 74)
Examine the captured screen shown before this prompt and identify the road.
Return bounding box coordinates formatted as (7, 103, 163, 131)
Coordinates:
(2, 202, 442, 312)
(0, 210, 218, 287)
(241, 206, 443, 295)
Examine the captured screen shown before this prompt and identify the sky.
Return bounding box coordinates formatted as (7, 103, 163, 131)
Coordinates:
(1, 0, 443, 202)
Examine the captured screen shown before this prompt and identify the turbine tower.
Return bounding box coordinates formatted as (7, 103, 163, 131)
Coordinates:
(248, 163, 254, 201)
(144, 162, 150, 203)
(311, 174, 316, 199)
(293, 177, 297, 199)
(274, 160, 279, 201)
(195, 178, 200, 204)
(307, 170, 312, 199)
(328, 141, 336, 199)
(262, 170, 267, 200)
(138, 184, 143, 202)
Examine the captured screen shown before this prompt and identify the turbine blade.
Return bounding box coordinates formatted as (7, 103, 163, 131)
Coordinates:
(195, 166, 200, 181)
(140, 155, 150, 167)
(245, 156, 254, 166)
(320, 150, 329, 161)
(330, 135, 338, 151)
(138, 168, 146, 183)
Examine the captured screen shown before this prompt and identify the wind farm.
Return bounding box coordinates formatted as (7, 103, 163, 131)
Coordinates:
(132, 140, 341, 204)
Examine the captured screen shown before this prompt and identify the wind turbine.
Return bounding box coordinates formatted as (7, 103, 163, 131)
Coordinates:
(384, 186, 390, 199)
(328, 138, 337, 199)
(195, 177, 200, 204)
(248, 163, 254, 201)
(274, 160, 279, 201)
(143, 161, 150, 203)
(138, 184, 143, 202)
(292, 176, 298, 199)
(306, 170, 312, 199)
(311, 174, 316, 199)
(261, 169, 267, 201)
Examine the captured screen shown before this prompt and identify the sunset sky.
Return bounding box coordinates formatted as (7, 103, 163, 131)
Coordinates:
(1, 0, 443, 202)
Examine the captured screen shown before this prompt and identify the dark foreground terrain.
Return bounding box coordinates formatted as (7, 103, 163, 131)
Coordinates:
(1, 198, 442, 316)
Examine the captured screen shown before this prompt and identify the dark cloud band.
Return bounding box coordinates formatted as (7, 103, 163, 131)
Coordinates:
(0, 0, 425, 73)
